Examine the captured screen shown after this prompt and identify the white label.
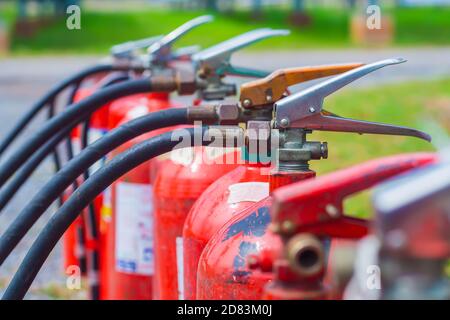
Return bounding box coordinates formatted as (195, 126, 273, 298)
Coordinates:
(115, 182, 154, 275)
(227, 182, 270, 204)
(176, 237, 185, 300)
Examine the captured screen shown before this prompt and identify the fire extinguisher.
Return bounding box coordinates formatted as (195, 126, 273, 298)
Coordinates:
(194, 59, 432, 299)
(151, 28, 293, 300)
(344, 155, 448, 300)
(263, 153, 437, 300)
(63, 73, 127, 275)
(182, 63, 368, 300)
(60, 30, 173, 275)
(98, 16, 216, 300)
(100, 92, 175, 300)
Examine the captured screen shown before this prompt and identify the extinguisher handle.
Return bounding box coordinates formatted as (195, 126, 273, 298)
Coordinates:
(273, 58, 431, 142)
(148, 15, 214, 61)
(271, 153, 438, 239)
(239, 63, 364, 108)
(110, 15, 213, 62)
(192, 28, 290, 79)
(110, 34, 164, 59)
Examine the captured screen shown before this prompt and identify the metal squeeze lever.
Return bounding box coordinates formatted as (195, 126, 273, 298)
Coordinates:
(271, 153, 437, 239)
(110, 35, 163, 59)
(274, 58, 431, 141)
(191, 28, 290, 100)
(193, 28, 290, 79)
(148, 15, 214, 64)
(109, 15, 213, 62)
(239, 63, 364, 108)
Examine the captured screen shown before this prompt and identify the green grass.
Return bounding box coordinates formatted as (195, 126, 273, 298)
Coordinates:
(395, 7, 450, 45)
(309, 78, 450, 218)
(3, 6, 450, 55)
(33, 282, 87, 300)
(0, 2, 15, 27)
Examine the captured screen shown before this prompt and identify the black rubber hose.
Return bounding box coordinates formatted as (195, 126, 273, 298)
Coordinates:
(2, 127, 209, 300)
(61, 82, 88, 275)
(0, 125, 73, 212)
(0, 78, 156, 188)
(47, 100, 64, 206)
(47, 100, 62, 174)
(0, 64, 115, 157)
(80, 117, 100, 299)
(64, 82, 82, 192)
(0, 108, 189, 267)
(0, 106, 101, 212)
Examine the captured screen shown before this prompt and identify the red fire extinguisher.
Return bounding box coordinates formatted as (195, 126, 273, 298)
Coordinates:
(97, 15, 217, 300)
(194, 59, 432, 300)
(182, 62, 369, 300)
(100, 92, 176, 300)
(153, 147, 241, 299)
(61, 15, 216, 297)
(195, 171, 314, 300)
(196, 153, 435, 300)
(150, 26, 295, 300)
(263, 153, 437, 300)
(182, 162, 271, 300)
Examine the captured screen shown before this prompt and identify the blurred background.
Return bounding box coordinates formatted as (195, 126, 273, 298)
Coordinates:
(0, 0, 449, 299)
(1, 0, 450, 53)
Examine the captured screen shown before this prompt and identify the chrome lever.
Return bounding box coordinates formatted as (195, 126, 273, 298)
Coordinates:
(148, 15, 214, 61)
(274, 58, 431, 141)
(110, 35, 163, 59)
(193, 28, 290, 78)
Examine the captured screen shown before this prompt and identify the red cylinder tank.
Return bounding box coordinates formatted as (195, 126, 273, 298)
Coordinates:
(195, 172, 314, 300)
(99, 92, 175, 300)
(182, 163, 272, 300)
(153, 147, 240, 299)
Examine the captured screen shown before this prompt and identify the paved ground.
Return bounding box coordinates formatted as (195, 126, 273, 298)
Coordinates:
(0, 47, 449, 299)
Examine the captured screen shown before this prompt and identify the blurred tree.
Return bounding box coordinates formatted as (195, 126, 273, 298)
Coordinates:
(18, 0, 81, 17)
(18, 0, 27, 18)
(206, 0, 217, 11)
(251, 0, 263, 20)
(290, 0, 311, 26)
(54, 0, 81, 15)
(347, 0, 357, 8)
(15, 0, 81, 37)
